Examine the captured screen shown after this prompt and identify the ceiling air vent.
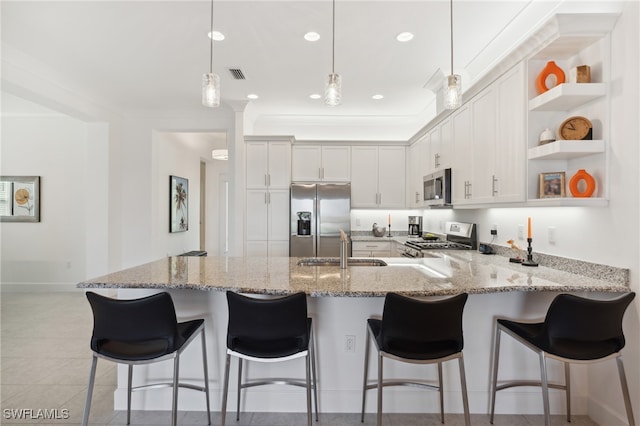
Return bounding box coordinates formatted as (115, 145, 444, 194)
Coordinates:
(228, 68, 246, 80)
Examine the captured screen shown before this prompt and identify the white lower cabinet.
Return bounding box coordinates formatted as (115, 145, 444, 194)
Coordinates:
(352, 241, 391, 257)
(246, 189, 289, 257)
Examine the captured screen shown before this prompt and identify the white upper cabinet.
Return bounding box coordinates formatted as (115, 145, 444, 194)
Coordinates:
(451, 63, 526, 206)
(451, 105, 472, 205)
(292, 145, 350, 182)
(352, 145, 406, 208)
(246, 141, 291, 189)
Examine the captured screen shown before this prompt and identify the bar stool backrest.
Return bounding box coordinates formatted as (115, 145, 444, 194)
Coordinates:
(86, 291, 180, 355)
(381, 293, 468, 353)
(544, 293, 635, 350)
(226, 292, 309, 355)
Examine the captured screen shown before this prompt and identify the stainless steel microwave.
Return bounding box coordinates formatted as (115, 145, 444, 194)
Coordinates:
(423, 168, 452, 206)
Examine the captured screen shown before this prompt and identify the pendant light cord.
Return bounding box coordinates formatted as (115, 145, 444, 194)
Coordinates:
(449, 0, 454, 76)
(331, 0, 336, 74)
(209, 0, 214, 73)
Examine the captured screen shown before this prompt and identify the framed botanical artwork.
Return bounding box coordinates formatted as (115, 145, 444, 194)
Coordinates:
(170, 175, 188, 232)
(0, 176, 40, 222)
(539, 172, 566, 198)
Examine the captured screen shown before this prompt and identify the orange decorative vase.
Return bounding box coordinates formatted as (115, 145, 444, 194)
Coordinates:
(569, 169, 596, 198)
(536, 61, 566, 94)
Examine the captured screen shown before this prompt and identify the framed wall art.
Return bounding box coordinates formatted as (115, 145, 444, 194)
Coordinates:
(538, 172, 566, 198)
(0, 176, 40, 222)
(170, 175, 189, 232)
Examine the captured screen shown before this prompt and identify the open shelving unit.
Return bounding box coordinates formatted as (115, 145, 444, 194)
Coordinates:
(526, 30, 611, 207)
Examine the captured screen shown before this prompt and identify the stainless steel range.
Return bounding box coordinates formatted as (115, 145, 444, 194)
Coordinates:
(401, 221, 477, 258)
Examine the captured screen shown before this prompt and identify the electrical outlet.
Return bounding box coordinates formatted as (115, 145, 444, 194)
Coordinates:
(490, 224, 497, 235)
(518, 225, 524, 240)
(548, 226, 557, 244)
(345, 335, 356, 353)
(356, 218, 361, 226)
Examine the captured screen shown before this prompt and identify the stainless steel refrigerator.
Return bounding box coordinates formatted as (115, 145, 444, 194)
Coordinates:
(290, 183, 351, 257)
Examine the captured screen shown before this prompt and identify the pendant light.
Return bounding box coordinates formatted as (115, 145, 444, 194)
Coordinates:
(444, 0, 461, 110)
(202, 0, 220, 108)
(324, 0, 341, 106)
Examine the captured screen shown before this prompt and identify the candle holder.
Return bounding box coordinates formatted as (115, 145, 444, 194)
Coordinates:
(387, 224, 392, 238)
(522, 238, 539, 267)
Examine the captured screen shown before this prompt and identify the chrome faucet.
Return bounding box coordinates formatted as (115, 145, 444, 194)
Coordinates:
(339, 229, 350, 269)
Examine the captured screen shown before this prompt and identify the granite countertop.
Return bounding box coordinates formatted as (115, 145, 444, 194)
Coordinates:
(77, 251, 630, 297)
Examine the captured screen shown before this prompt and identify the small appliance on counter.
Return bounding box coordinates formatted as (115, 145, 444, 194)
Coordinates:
(408, 216, 423, 237)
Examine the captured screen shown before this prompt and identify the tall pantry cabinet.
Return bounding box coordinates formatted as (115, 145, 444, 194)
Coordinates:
(245, 139, 291, 257)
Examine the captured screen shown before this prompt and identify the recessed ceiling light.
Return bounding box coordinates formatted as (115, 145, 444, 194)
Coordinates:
(396, 32, 414, 42)
(309, 94, 322, 99)
(372, 94, 384, 100)
(247, 94, 259, 100)
(304, 32, 321, 42)
(208, 31, 225, 41)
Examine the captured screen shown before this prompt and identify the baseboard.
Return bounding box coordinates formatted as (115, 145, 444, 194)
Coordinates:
(588, 396, 630, 426)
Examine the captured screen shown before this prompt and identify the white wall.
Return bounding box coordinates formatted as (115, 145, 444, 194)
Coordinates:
(0, 93, 93, 288)
(119, 111, 236, 268)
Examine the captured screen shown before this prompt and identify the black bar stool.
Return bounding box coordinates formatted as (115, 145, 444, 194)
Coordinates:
(361, 292, 471, 426)
(490, 292, 636, 426)
(82, 291, 211, 426)
(221, 291, 318, 426)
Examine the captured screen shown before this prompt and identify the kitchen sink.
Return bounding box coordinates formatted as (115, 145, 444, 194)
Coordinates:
(297, 258, 387, 267)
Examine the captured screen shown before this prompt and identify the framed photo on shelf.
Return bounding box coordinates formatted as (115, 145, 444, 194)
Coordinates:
(170, 175, 188, 233)
(0, 176, 40, 222)
(538, 172, 566, 198)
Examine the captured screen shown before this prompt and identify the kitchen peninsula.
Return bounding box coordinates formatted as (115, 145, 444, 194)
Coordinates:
(77, 253, 631, 418)
(78, 251, 629, 295)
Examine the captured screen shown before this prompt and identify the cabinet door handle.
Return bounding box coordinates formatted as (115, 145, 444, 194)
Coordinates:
(267, 192, 271, 204)
(321, 167, 325, 179)
(415, 191, 419, 203)
(435, 153, 440, 168)
(268, 174, 271, 186)
(264, 174, 268, 187)
(264, 192, 268, 204)
(492, 175, 498, 196)
(467, 181, 472, 198)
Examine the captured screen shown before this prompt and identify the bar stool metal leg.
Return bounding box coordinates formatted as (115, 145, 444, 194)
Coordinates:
(376, 353, 383, 426)
(221, 354, 231, 426)
(458, 354, 471, 426)
(172, 355, 179, 426)
(539, 353, 551, 426)
(310, 329, 319, 421)
(127, 364, 133, 425)
(489, 325, 501, 424)
(564, 362, 571, 422)
(616, 356, 636, 426)
(306, 353, 312, 426)
(81, 355, 98, 426)
(360, 325, 371, 423)
(236, 358, 243, 421)
(200, 331, 212, 425)
(437, 362, 444, 424)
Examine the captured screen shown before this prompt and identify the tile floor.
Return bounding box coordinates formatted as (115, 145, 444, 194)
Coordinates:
(1, 291, 599, 425)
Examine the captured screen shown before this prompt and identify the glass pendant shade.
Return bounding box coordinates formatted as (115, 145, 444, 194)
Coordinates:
(202, 73, 220, 107)
(211, 149, 228, 161)
(324, 73, 342, 107)
(444, 74, 462, 110)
